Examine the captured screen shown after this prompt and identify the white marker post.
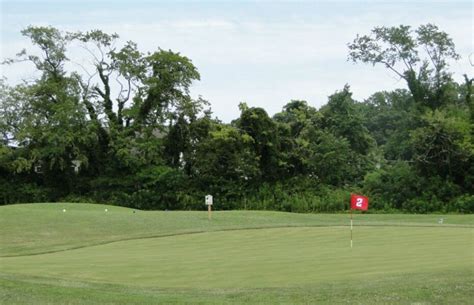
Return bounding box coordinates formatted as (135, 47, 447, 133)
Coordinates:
(205, 195, 213, 220)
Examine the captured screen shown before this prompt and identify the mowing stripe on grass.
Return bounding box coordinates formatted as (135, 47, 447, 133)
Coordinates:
(1, 226, 472, 289)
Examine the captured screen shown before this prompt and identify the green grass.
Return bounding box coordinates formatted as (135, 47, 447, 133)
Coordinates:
(1, 203, 473, 304)
(1, 203, 471, 257)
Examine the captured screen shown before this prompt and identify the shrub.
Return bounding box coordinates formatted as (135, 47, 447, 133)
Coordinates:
(450, 195, 474, 213)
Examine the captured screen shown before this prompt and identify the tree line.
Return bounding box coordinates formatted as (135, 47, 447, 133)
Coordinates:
(1, 24, 472, 212)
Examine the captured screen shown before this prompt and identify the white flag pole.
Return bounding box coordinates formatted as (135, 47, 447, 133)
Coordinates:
(350, 207, 353, 248)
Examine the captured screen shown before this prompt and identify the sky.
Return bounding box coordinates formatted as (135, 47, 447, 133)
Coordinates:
(1, 0, 472, 122)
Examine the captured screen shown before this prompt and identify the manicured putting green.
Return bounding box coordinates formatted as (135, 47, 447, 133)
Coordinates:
(1, 226, 472, 288)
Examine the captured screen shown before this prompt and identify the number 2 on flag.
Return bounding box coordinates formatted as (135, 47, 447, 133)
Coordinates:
(351, 194, 369, 211)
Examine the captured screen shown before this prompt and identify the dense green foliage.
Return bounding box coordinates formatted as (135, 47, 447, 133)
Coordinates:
(1, 24, 472, 212)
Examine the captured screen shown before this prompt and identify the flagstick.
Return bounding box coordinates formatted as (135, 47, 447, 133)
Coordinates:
(350, 208, 353, 248)
(208, 204, 212, 220)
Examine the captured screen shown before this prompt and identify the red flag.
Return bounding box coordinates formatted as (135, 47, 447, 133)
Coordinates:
(351, 194, 369, 211)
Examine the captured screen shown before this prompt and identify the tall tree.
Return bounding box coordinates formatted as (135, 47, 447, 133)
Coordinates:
(273, 100, 322, 177)
(1, 26, 206, 201)
(2, 26, 95, 192)
(348, 24, 460, 109)
(193, 124, 259, 194)
(235, 107, 281, 180)
(359, 89, 419, 160)
(320, 85, 374, 155)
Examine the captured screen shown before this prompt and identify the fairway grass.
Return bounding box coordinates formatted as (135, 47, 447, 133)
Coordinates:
(1, 203, 473, 304)
(1, 269, 473, 305)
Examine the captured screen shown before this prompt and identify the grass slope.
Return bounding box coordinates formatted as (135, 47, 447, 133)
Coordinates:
(1, 203, 473, 304)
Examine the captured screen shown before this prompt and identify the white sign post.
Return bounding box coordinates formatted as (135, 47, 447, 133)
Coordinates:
(205, 195, 213, 220)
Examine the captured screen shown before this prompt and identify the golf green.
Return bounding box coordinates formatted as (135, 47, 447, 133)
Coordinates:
(0, 203, 473, 304)
(1, 226, 472, 289)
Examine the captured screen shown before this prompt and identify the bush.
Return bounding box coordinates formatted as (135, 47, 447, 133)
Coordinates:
(450, 195, 474, 213)
(0, 178, 53, 204)
(402, 197, 442, 213)
(363, 162, 420, 210)
(59, 194, 96, 203)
